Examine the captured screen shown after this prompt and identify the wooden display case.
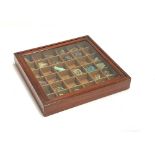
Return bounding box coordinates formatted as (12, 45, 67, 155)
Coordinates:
(14, 35, 131, 116)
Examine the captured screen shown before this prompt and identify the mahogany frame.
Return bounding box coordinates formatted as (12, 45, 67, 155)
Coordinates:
(14, 35, 131, 116)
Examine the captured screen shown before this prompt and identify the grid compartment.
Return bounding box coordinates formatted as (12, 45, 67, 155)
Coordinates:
(88, 53, 102, 63)
(38, 77, 48, 86)
(64, 77, 80, 88)
(89, 70, 106, 83)
(45, 73, 60, 84)
(43, 49, 57, 58)
(84, 64, 97, 73)
(58, 70, 74, 80)
(24, 40, 118, 99)
(24, 54, 33, 62)
(32, 52, 45, 60)
(55, 48, 67, 55)
(71, 48, 84, 57)
(27, 62, 38, 70)
(33, 69, 43, 78)
(41, 66, 55, 76)
(48, 56, 62, 65)
(77, 74, 93, 85)
(72, 67, 86, 76)
(51, 81, 69, 96)
(66, 60, 80, 69)
(61, 53, 73, 61)
(36, 59, 49, 68)
(53, 63, 68, 72)
(77, 56, 91, 65)
(70, 85, 83, 92)
(42, 85, 53, 95)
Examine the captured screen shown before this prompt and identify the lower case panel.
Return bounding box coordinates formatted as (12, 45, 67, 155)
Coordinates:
(44, 78, 130, 116)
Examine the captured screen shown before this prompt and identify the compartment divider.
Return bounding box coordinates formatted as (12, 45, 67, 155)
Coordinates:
(69, 52, 76, 58)
(87, 73, 94, 81)
(32, 52, 45, 61)
(76, 76, 85, 86)
(63, 61, 69, 69)
(37, 77, 49, 86)
(68, 69, 76, 79)
(86, 55, 93, 62)
(62, 80, 70, 90)
(29, 61, 38, 70)
(87, 72, 94, 81)
(58, 55, 65, 63)
(56, 72, 64, 81)
(24, 54, 35, 62)
(57, 71, 63, 81)
(39, 69, 45, 77)
(79, 65, 86, 72)
(49, 85, 58, 96)
(44, 75, 52, 85)
(75, 75, 81, 83)
(33, 69, 44, 78)
(75, 77, 81, 85)
(47, 58, 52, 66)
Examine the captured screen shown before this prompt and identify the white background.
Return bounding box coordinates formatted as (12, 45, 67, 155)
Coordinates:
(0, 0, 155, 154)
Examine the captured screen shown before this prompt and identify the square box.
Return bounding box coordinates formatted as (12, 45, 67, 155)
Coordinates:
(14, 35, 131, 116)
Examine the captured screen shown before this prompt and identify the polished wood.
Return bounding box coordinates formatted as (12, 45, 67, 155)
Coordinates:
(14, 35, 131, 116)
